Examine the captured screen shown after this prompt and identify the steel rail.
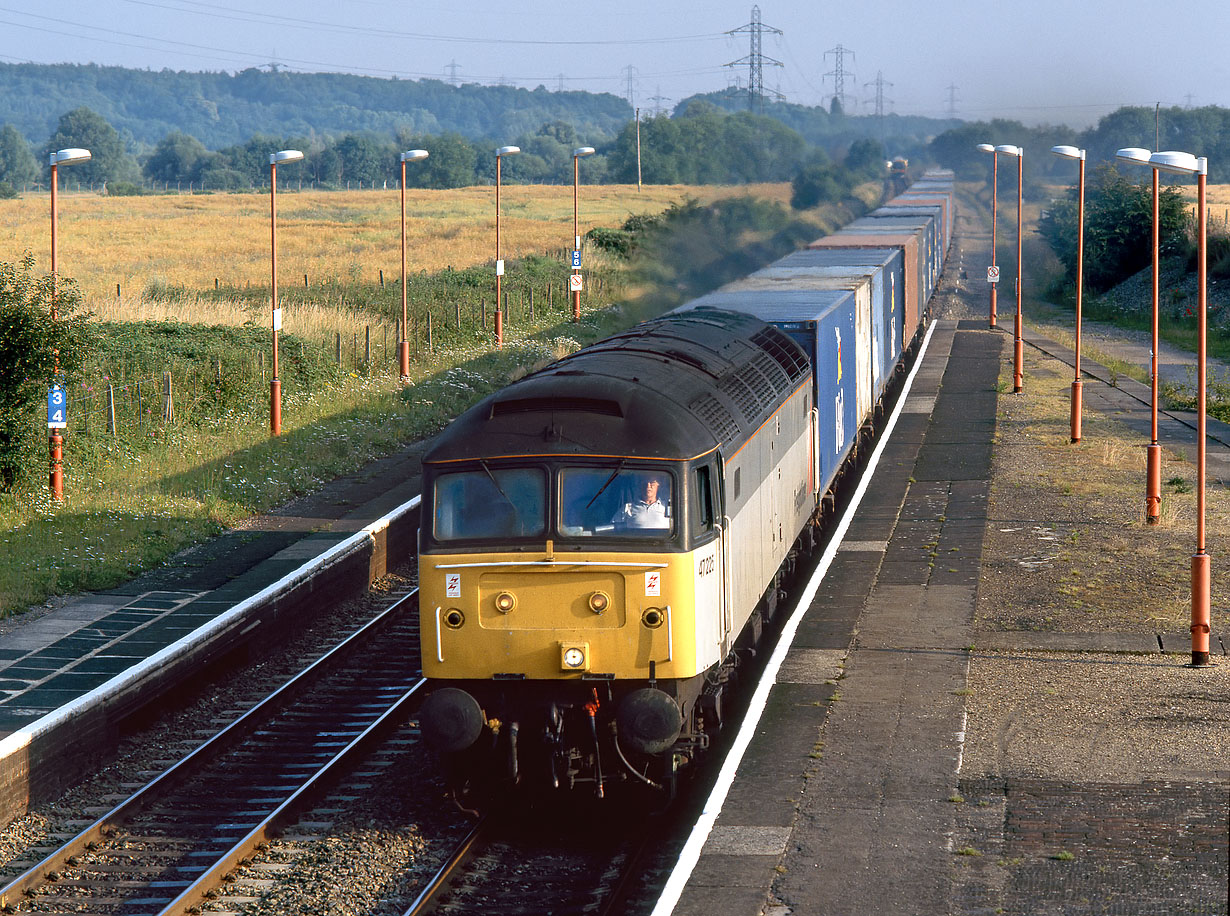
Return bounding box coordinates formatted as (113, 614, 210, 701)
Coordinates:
(401, 817, 490, 916)
(0, 588, 420, 912)
(161, 674, 426, 915)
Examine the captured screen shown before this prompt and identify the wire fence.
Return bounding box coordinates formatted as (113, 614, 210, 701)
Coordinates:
(47, 271, 614, 444)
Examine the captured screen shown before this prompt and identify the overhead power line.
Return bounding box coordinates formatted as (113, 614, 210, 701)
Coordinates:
(118, 0, 728, 47)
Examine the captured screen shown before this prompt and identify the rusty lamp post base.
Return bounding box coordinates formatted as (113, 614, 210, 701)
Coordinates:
(1069, 379, 1082, 443)
(1190, 551, 1212, 666)
(1145, 443, 1162, 524)
(270, 378, 281, 436)
(49, 432, 63, 501)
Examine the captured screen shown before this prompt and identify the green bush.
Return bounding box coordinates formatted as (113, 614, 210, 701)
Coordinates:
(0, 256, 92, 490)
(1039, 164, 1188, 293)
(106, 181, 145, 197)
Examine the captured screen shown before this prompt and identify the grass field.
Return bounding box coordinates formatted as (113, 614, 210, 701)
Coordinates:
(0, 182, 791, 313)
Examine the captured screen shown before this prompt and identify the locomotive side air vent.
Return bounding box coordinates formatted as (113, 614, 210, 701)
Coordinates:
(742, 357, 785, 404)
(687, 393, 741, 443)
(491, 397, 623, 418)
(750, 328, 810, 382)
(717, 373, 760, 426)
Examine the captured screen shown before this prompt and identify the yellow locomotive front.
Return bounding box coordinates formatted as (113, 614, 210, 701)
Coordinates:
(423, 461, 719, 682)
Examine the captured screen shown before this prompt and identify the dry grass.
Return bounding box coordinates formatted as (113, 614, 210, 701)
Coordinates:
(0, 182, 787, 311)
(981, 341, 1227, 633)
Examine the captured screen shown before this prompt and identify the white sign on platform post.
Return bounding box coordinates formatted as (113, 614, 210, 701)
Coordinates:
(987, 265, 1000, 284)
(569, 274, 583, 292)
(47, 385, 67, 429)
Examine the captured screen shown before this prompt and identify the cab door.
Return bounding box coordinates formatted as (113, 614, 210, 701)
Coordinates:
(691, 458, 726, 653)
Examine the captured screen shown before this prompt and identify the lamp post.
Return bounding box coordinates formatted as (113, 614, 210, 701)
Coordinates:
(995, 145, 1024, 392)
(571, 146, 595, 323)
(48, 147, 91, 501)
(976, 143, 1000, 328)
(269, 149, 303, 436)
(1116, 147, 1163, 523)
(494, 145, 520, 349)
(1052, 145, 1086, 443)
(1149, 150, 1211, 667)
(399, 149, 429, 382)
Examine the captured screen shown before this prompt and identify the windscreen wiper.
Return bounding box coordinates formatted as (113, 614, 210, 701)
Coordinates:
(479, 459, 517, 509)
(585, 459, 627, 509)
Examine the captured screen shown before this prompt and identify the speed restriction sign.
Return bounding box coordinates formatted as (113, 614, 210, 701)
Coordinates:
(569, 274, 583, 292)
(987, 265, 1000, 284)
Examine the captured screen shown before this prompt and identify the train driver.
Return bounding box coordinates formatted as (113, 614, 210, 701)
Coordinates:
(613, 473, 670, 529)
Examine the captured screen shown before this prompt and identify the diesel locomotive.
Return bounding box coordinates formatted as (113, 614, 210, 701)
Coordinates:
(417, 171, 954, 798)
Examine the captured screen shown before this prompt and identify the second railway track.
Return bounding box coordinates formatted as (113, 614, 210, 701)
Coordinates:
(0, 588, 424, 915)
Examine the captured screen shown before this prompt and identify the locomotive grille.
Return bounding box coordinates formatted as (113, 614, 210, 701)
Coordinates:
(718, 373, 760, 425)
(687, 393, 741, 443)
(751, 328, 811, 382)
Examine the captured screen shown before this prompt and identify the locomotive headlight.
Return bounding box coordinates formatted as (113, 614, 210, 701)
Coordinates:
(559, 642, 589, 671)
(443, 608, 465, 629)
(641, 607, 664, 628)
(493, 591, 517, 613)
(587, 591, 610, 614)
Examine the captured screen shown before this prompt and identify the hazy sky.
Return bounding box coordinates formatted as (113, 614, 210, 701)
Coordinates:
(5, 0, 1229, 127)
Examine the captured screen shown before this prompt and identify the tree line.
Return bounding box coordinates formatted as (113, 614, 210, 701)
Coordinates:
(929, 106, 1230, 187)
(0, 63, 631, 151)
(0, 102, 900, 194)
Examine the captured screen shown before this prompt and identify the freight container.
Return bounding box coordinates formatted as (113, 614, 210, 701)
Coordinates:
(766, 247, 906, 393)
(717, 271, 874, 425)
(892, 194, 953, 247)
(673, 290, 860, 497)
(810, 231, 925, 341)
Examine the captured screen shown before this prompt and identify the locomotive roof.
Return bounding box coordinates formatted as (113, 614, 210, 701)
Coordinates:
(424, 308, 810, 465)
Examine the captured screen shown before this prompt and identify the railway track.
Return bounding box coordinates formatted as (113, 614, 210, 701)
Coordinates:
(0, 588, 424, 915)
(405, 806, 661, 916)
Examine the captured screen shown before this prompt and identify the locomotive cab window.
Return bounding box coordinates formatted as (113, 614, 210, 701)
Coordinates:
(559, 467, 673, 537)
(433, 467, 546, 541)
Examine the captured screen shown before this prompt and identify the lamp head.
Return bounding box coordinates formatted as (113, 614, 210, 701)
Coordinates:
(1051, 145, 1084, 161)
(975, 143, 995, 153)
(270, 149, 304, 165)
(496, 145, 521, 157)
(1115, 147, 1152, 166)
(573, 146, 596, 158)
(401, 149, 429, 162)
(994, 145, 1022, 157)
(50, 148, 91, 167)
(1150, 150, 1203, 175)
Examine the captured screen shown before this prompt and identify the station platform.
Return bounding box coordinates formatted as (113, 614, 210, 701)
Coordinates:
(664, 297, 1230, 909)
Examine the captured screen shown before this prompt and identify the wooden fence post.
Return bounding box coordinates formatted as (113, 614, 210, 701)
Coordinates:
(162, 371, 173, 423)
(107, 385, 117, 435)
(335, 332, 342, 365)
(365, 325, 371, 364)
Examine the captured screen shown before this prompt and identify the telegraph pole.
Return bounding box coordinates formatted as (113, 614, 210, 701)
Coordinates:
(725, 5, 783, 113)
